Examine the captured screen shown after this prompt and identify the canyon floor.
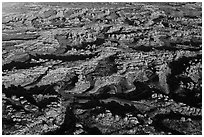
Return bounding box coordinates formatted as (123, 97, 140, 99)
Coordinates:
(2, 2, 202, 135)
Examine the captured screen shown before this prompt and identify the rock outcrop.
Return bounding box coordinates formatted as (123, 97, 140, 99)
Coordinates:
(2, 2, 202, 135)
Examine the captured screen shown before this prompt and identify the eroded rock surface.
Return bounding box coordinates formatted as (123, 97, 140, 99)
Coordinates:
(2, 2, 202, 135)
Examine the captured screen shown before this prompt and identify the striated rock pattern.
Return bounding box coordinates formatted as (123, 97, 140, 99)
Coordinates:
(2, 2, 202, 135)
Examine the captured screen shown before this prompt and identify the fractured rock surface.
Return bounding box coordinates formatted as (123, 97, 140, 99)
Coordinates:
(2, 2, 202, 135)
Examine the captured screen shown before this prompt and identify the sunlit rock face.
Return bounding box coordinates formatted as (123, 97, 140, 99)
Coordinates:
(2, 2, 202, 135)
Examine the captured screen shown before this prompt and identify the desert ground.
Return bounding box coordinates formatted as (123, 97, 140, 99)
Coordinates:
(2, 2, 202, 135)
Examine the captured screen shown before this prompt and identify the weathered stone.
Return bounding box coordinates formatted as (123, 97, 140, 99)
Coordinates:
(2, 2, 202, 135)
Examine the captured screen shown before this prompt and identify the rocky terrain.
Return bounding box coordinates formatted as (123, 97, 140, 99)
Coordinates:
(2, 2, 202, 135)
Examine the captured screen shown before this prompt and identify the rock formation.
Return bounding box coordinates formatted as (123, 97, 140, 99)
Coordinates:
(2, 2, 202, 135)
